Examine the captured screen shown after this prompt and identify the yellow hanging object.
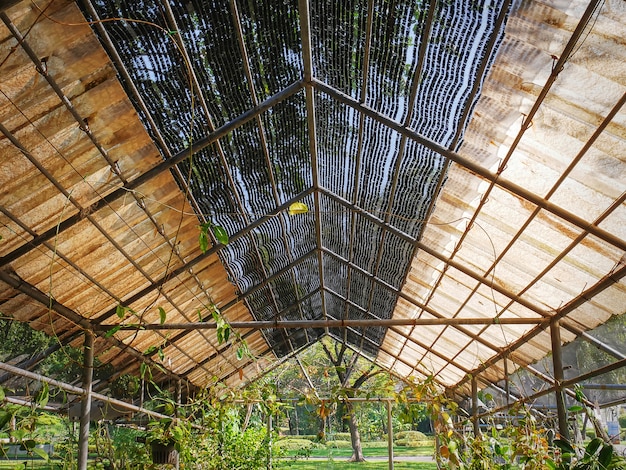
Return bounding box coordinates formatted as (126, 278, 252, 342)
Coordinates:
(288, 202, 309, 215)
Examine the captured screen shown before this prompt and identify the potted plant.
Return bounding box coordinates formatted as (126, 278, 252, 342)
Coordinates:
(145, 417, 188, 465)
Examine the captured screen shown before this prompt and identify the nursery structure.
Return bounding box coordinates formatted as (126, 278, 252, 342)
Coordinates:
(0, 0, 625, 465)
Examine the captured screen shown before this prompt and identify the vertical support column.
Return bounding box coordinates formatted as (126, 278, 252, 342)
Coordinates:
(504, 356, 510, 408)
(551, 320, 570, 441)
(78, 332, 94, 470)
(387, 400, 394, 470)
(267, 413, 273, 470)
(471, 375, 479, 437)
(174, 379, 182, 470)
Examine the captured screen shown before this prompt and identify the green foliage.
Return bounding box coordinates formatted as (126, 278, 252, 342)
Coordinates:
(109, 373, 140, 399)
(326, 439, 352, 448)
(0, 319, 52, 361)
(0, 389, 69, 461)
(395, 438, 428, 447)
(286, 434, 319, 442)
(426, 381, 626, 470)
(93, 422, 149, 468)
(273, 463, 436, 470)
(554, 438, 626, 470)
(38, 346, 84, 384)
(182, 407, 279, 469)
(395, 430, 427, 441)
(618, 413, 626, 429)
(130, 379, 286, 469)
(276, 437, 319, 451)
(198, 222, 229, 253)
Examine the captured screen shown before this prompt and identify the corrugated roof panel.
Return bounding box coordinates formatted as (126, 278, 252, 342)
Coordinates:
(567, 284, 626, 330)
(1, 0, 623, 401)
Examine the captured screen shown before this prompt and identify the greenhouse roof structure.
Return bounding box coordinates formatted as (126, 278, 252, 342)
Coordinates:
(0, 0, 624, 402)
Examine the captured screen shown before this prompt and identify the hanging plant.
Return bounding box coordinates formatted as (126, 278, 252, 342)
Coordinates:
(109, 373, 140, 399)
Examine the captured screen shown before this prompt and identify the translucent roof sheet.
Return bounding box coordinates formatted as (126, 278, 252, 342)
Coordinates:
(0, 0, 624, 398)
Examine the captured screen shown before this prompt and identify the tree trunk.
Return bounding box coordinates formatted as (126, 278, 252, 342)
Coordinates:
(346, 403, 365, 462)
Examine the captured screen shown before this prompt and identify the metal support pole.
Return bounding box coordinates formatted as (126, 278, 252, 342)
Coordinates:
(472, 376, 479, 437)
(267, 413, 273, 470)
(99, 317, 544, 332)
(551, 320, 570, 441)
(387, 400, 394, 470)
(78, 332, 94, 470)
(504, 357, 510, 408)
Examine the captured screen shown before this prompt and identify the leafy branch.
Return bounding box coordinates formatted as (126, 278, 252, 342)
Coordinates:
(198, 222, 229, 253)
(212, 309, 252, 361)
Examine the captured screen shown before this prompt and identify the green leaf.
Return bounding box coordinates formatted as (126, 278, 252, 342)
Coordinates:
(104, 325, 122, 338)
(568, 405, 584, 413)
(11, 429, 26, 441)
(152, 382, 163, 395)
(212, 224, 229, 245)
(555, 438, 575, 464)
(158, 307, 167, 325)
(158, 348, 165, 361)
(0, 385, 4, 401)
(172, 425, 185, 442)
(236, 347, 244, 360)
(32, 447, 50, 461)
(143, 345, 158, 356)
(35, 382, 49, 408)
(198, 228, 209, 253)
(116, 305, 126, 319)
(598, 444, 614, 468)
(0, 410, 12, 430)
(217, 328, 224, 345)
(23, 439, 37, 450)
(584, 438, 602, 459)
(140, 362, 148, 380)
(223, 325, 230, 343)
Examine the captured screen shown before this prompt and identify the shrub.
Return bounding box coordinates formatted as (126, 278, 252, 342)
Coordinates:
(396, 439, 427, 447)
(285, 434, 319, 441)
(276, 438, 317, 451)
(326, 440, 352, 448)
(618, 413, 626, 429)
(395, 430, 427, 441)
(333, 432, 351, 440)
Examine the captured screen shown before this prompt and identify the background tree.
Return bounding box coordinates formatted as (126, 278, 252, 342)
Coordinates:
(268, 337, 397, 462)
(320, 340, 389, 462)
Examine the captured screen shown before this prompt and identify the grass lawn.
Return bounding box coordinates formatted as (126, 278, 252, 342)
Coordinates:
(0, 462, 54, 469)
(0, 460, 438, 470)
(284, 441, 434, 459)
(312, 446, 433, 459)
(276, 461, 437, 469)
(278, 441, 436, 469)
